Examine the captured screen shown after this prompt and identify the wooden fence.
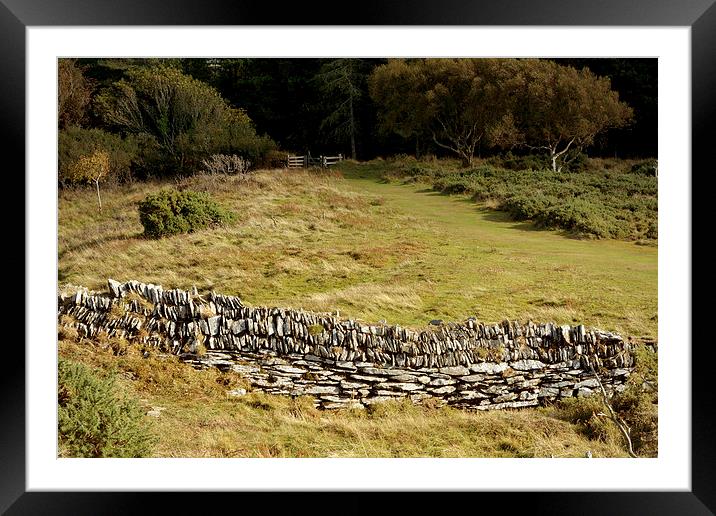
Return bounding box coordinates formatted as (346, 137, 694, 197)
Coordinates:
(287, 153, 344, 169)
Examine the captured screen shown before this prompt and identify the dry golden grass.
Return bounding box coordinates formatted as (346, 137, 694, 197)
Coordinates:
(59, 338, 630, 458)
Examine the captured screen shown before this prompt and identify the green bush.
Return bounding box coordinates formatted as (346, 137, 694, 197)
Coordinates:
(563, 149, 590, 173)
(630, 159, 658, 176)
(59, 127, 150, 185)
(501, 193, 556, 221)
(257, 148, 292, 169)
(138, 189, 235, 238)
(493, 152, 550, 171)
(95, 65, 277, 176)
(58, 358, 156, 457)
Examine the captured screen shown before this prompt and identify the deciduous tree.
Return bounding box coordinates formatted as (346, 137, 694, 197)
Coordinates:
(58, 59, 93, 129)
(95, 66, 271, 174)
(370, 59, 519, 167)
(510, 59, 634, 172)
(66, 150, 111, 211)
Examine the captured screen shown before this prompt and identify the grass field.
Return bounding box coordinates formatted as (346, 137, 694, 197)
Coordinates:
(57, 160, 658, 458)
(59, 163, 657, 340)
(377, 156, 658, 241)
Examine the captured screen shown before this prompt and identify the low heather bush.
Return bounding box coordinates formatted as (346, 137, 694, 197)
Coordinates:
(630, 159, 658, 177)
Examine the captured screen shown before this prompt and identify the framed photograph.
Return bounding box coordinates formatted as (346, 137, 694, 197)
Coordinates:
(8, 0, 711, 513)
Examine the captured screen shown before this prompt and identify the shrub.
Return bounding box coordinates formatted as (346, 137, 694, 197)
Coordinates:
(551, 345, 658, 457)
(562, 149, 590, 173)
(201, 154, 251, 175)
(611, 345, 658, 455)
(260, 149, 292, 169)
(58, 358, 156, 457)
(630, 159, 658, 176)
(96, 65, 277, 176)
(234, 133, 278, 168)
(138, 189, 235, 238)
(59, 127, 145, 185)
(494, 152, 550, 171)
(553, 396, 622, 445)
(501, 193, 556, 221)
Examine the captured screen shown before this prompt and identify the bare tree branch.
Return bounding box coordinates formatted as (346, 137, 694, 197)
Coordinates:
(586, 357, 637, 458)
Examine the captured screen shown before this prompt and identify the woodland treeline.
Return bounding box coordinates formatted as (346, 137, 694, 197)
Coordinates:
(58, 57, 656, 182)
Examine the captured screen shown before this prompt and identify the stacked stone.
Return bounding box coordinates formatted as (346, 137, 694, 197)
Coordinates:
(184, 348, 631, 410)
(57, 279, 635, 410)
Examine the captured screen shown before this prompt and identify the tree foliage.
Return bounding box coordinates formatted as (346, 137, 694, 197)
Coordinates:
(59, 127, 149, 185)
(58, 59, 93, 129)
(95, 65, 274, 175)
(370, 58, 633, 169)
(371, 59, 523, 167)
(66, 150, 111, 211)
(554, 58, 657, 157)
(315, 59, 372, 160)
(508, 59, 634, 171)
(369, 59, 430, 155)
(63, 58, 654, 177)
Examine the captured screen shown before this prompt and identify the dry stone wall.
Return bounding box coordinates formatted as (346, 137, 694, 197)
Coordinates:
(57, 279, 634, 410)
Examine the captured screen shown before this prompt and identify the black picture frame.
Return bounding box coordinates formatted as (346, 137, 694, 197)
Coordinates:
(5, 1, 711, 513)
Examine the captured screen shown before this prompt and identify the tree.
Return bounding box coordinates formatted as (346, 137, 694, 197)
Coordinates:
(211, 58, 325, 153)
(94, 65, 271, 174)
(66, 150, 111, 211)
(369, 59, 518, 167)
(369, 59, 431, 157)
(510, 59, 634, 172)
(314, 59, 372, 160)
(58, 59, 93, 129)
(58, 127, 145, 185)
(554, 58, 657, 158)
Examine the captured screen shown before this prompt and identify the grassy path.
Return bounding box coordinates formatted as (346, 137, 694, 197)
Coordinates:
(335, 161, 657, 340)
(59, 164, 657, 340)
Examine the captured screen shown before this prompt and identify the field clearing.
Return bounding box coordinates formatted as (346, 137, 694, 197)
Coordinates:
(57, 162, 658, 458)
(59, 164, 657, 340)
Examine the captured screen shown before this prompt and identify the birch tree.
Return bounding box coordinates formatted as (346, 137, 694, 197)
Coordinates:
(67, 150, 111, 212)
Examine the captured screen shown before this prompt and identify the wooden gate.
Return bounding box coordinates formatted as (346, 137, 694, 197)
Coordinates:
(287, 153, 343, 169)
